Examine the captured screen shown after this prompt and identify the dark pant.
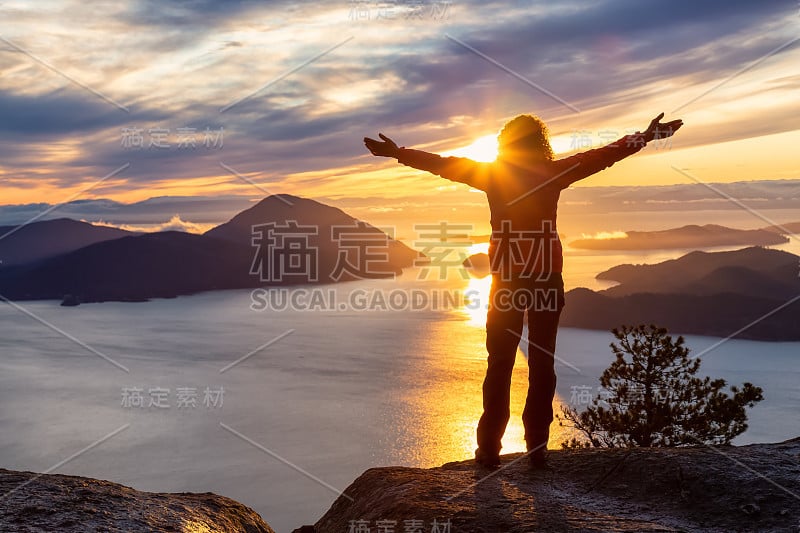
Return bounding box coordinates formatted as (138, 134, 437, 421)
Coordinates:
(476, 273, 565, 455)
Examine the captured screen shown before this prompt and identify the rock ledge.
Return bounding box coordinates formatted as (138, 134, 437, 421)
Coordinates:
(303, 438, 800, 533)
(0, 468, 274, 532)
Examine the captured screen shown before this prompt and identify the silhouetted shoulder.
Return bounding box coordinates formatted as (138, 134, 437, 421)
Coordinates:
(397, 149, 490, 191)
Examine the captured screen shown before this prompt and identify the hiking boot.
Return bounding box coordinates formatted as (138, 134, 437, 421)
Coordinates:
(528, 447, 548, 470)
(475, 448, 501, 468)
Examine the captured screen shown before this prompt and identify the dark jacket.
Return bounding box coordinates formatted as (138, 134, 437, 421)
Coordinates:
(397, 135, 644, 276)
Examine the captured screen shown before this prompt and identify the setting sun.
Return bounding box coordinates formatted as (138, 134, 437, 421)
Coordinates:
(442, 134, 499, 162)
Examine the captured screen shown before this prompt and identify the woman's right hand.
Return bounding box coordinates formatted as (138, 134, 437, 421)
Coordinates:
(364, 133, 400, 158)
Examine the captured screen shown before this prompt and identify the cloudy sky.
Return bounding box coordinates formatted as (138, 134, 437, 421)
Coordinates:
(0, 0, 798, 231)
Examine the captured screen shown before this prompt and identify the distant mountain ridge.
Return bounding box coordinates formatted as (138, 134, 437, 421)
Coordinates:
(0, 218, 135, 266)
(0, 195, 419, 303)
(2, 179, 798, 227)
(762, 221, 800, 235)
(1, 231, 255, 302)
(568, 223, 789, 250)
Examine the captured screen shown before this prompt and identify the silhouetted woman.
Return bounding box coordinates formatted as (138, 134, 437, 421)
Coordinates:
(364, 113, 683, 468)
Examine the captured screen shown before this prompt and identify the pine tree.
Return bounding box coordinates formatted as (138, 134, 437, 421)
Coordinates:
(558, 325, 763, 448)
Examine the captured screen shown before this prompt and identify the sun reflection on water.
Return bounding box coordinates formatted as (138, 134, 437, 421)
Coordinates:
(393, 260, 582, 467)
(462, 275, 492, 327)
(461, 241, 492, 327)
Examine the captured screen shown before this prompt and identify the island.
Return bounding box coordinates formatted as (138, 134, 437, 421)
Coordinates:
(562, 247, 800, 341)
(0, 195, 420, 304)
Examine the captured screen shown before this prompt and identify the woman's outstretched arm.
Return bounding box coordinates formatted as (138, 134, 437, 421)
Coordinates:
(553, 113, 684, 188)
(364, 133, 490, 191)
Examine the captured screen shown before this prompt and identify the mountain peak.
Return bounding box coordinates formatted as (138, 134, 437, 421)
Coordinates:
(253, 193, 304, 206)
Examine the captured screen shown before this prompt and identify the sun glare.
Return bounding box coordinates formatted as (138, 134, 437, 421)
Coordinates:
(580, 231, 628, 240)
(442, 134, 499, 162)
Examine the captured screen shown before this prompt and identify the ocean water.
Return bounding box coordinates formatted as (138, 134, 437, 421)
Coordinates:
(1, 249, 798, 532)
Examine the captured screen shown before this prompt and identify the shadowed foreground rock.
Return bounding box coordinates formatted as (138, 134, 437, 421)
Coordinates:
(303, 438, 800, 533)
(3, 439, 798, 532)
(0, 468, 274, 532)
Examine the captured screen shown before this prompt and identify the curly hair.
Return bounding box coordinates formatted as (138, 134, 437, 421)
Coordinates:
(497, 115, 554, 161)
